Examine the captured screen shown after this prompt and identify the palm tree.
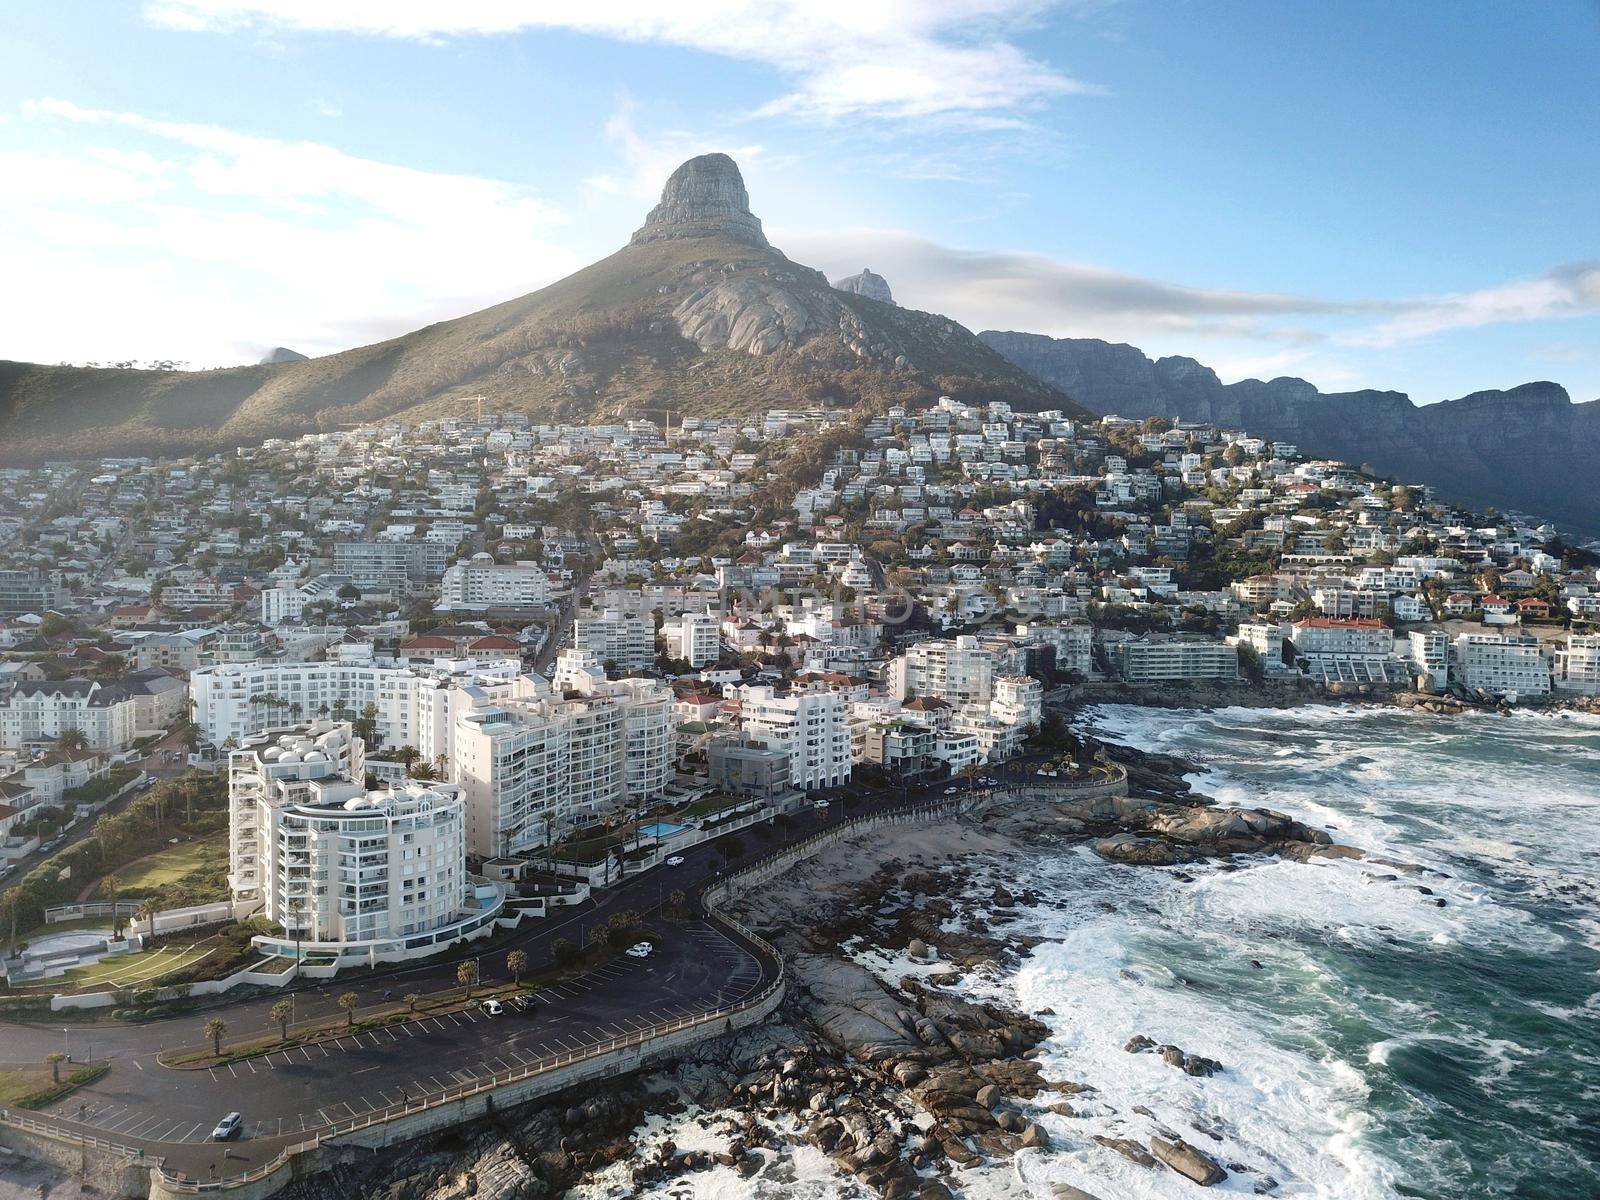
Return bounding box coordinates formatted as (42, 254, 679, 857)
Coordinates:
(136, 900, 156, 942)
(506, 950, 528, 987)
(456, 961, 478, 999)
(271, 999, 293, 1042)
(668, 889, 686, 917)
(204, 1018, 227, 1057)
(286, 897, 306, 970)
(404, 993, 420, 1014)
(58, 728, 89, 753)
(337, 992, 360, 1027)
(46, 1051, 66, 1085)
(586, 925, 608, 959)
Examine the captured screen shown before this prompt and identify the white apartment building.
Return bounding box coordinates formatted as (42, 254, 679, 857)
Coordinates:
(1554, 633, 1600, 694)
(190, 658, 521, 753)
(1233, 622, 1286, 661)
(439, 555, 549, 610)
(451, 662, 674, 857)
(1015, 622, 1093, 677)
(1408, 630, 1451, 690)
(737, 684, 852, 790)
(891, 636, 995, 707)
(662, 610, 721, 668)
(1291, 619, 1393, 656)
(992, 675, 1043, 729)
(1113, 638, 1238, 683)
(228, 723, 477, 954)
(1452, 634, 1551, 697)
(0, 679, 146, 751)
(260, 585, 306, 625)
(572, 608, 655, 673)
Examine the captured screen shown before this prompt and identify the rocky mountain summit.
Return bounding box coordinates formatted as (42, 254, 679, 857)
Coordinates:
(980, 329, 1600, 534)
(629, 152, 768, 248)
(0, 154, 1069, 462)
(257, 346, 308, 364)
(833, 267, 896, 305)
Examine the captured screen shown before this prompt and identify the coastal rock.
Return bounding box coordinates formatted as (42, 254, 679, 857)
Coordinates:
(1093, 1135, 1158, 1168)
(1150, 1135, 1228, 1186)
(1052, 1187, 1107, 1200)
(1093, 834, 1196, 866)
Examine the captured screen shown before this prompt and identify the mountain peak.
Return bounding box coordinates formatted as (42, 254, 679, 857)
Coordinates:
(258, 346, 308, 365)
(833, 268, 895, 305)
(629, 152, 768, 248)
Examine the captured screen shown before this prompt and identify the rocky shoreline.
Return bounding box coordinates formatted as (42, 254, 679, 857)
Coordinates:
(253, 740, 1387, 1200)
(1077, 677, 1600, 718)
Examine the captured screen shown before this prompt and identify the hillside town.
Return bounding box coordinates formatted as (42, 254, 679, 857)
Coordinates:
(2, 398, 1598, 870)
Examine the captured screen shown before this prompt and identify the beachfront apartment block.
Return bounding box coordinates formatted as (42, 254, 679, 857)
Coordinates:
(1451, 634, 1552, 697)
(889, 635, 995, 707)
(1113, 637, 1240, 683)
(736, 683, 852, 790)
(439, 555, 550, 610)
(1408, 630, 1451, 691)
(227, 722, 475, 953)
(450, 664, 674, 857)
(1552, 633, 1600, 695)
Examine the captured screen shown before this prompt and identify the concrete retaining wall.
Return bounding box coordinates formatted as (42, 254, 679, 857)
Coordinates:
(0, 1117, 150, 1198)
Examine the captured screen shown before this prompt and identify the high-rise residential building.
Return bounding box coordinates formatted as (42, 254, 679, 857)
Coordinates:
(737, 683, 851, 790)
(1408, 630, 1451, 690)
(1113, 637, 1240, 683)
(572, 607, 655, 673)
(662, 610, 721, 667)
(332, 540, 448, 590)
(451, 662, 674, 856)
(1453, 634, 1551, 697)
(890, 635, 995, 707)
(992, 675, 1043, 729)
(0, 568, 63, 616)
(439, 555, 549, 610)
(227, 723, 475, 954)
(1554, 633, 1600, 694)
(189, 657, 521, 752)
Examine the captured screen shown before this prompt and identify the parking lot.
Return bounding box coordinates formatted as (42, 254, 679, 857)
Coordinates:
(47, 916, 769, 1145)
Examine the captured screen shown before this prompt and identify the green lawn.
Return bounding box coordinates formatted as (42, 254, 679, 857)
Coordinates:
(113, 832, 227, 896)
(14, 943, 218, 993)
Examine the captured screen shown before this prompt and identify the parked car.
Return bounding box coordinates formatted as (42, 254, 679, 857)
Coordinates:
(814, 799, 830, 809)
(625, 942, 653, 960)
(480, 999, 504, 1016)
(665, 855, 685, 867)
(211, 1112, 243, 1141)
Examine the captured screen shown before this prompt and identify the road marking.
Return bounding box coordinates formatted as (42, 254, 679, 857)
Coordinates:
(385, 1027, 400, 1041)
(319, 1043, 330, 1057)
(132, 1059, 144, 1071)
(300, 1047, 313, 1062)
(245, 1057, 258, 1074)
(177, 1123, 205, 1142)
(208, 1068, 219, 1082)
(226, 1063, 239, 1078)
(354, 1064, 381, 1075)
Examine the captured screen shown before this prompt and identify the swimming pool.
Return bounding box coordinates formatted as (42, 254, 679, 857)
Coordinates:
(638, 821, 689, 838)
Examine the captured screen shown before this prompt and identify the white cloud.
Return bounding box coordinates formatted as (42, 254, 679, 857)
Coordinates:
(1349, 262, 1600, 347)
(6, 97, 585, 366)
(584, 92, 765, 203)
(780, 227, 1361, 342)
(140, 1, 1099, 124)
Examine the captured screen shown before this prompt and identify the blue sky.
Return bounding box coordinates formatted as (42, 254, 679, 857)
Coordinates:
(2, 1, 1597, 404)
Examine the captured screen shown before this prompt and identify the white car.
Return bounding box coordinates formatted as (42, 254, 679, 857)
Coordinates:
(480, 999, 504, 1016)
(211, 1112, 243, 1141)
(625, 941, 653, 959)
(814, 800, 830, 809)
(665, 855, 685, 867)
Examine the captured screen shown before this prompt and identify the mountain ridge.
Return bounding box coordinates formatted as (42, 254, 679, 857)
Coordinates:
(0, 156, 1075, 462)
(979, 330, 1600, 535)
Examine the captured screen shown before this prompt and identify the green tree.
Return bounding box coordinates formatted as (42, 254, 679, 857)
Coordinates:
(456, 960, 478, 998)
(506, 949, 528, 986)
(271, 999, 293, 1042)
(46, 1051, 66, 1084)
(337, 992, 360, 1026)
(204, 1018, 227, 1057)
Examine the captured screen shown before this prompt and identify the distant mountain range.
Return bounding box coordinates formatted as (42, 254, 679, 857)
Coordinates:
(979, 331, 1600, 536)
(0, 154, 1071, 464)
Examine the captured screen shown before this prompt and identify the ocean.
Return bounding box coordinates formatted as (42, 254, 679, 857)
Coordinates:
(580, 704, 1600, 1199)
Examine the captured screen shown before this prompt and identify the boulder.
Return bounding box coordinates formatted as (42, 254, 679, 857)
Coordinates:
(1092, 1135, 1158, 1168)
(1051, 1187, 1107, 1200)
(1019, 1122, 1050, 1149)
(1150, 1136, 1227, 1186)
